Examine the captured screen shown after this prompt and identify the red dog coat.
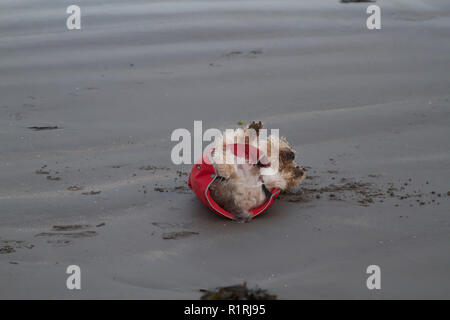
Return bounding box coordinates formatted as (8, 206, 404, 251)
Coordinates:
(188, 144, 280, 219)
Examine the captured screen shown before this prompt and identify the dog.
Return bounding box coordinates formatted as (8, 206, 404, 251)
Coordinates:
(209, 121, 306, 222)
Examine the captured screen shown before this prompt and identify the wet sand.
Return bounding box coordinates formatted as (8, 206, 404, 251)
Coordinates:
(1, 0, 450, 299)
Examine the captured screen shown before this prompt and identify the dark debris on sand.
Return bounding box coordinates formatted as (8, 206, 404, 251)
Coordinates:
(46, 175, 61, 181)
(200, 282, 276, 300)
(28, 126, 59, 131)
(33, 224, 103, 247)
(67, 185, 84, 191)
(279, 181, 371, 203)
(162, 231, 199, 240)
(0, 240, 34, 254)
(0, 245, 15, 254)
(139, 165, 170, 171)
(35, 231, 97, 239)
(279, 172, 447, 208)
(52, 224, 90, 231)
(341, 0, 375, 3)
(154, 185, 190, 194)
(81, 190, 101, 195)
(35, 169, 50, 175)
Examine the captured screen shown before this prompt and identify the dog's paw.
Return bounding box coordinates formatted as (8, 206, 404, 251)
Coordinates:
(247, 121, 263, 136)
(233, 212, 253, 223)
(284, 165, 306, 189)
(233, 217, 246, 223)
(294, 166, 306, 178)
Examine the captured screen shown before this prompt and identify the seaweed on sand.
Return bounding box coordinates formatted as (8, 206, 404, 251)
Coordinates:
(200, 282, 277, 300)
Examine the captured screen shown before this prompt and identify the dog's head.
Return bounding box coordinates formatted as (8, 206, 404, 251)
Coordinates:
(257, 135, 306, 189)
(278, 138, 306, 189)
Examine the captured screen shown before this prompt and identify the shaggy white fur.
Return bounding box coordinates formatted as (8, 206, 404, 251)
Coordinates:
(209, 121, 306, 222)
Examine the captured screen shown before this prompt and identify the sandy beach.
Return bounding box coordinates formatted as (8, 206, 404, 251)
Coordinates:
(1, 0, 449, 299)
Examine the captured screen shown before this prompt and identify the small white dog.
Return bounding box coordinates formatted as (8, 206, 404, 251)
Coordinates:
(209, 121, 306, 221)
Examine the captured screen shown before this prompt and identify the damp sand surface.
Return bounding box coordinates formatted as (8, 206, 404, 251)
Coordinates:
(1, 0, 450, 299)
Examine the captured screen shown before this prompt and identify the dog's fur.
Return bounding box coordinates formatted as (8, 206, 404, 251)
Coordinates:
(209, 121, 306, 222)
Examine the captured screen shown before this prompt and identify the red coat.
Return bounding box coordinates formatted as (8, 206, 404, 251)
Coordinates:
(188, 144, 280, 219)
